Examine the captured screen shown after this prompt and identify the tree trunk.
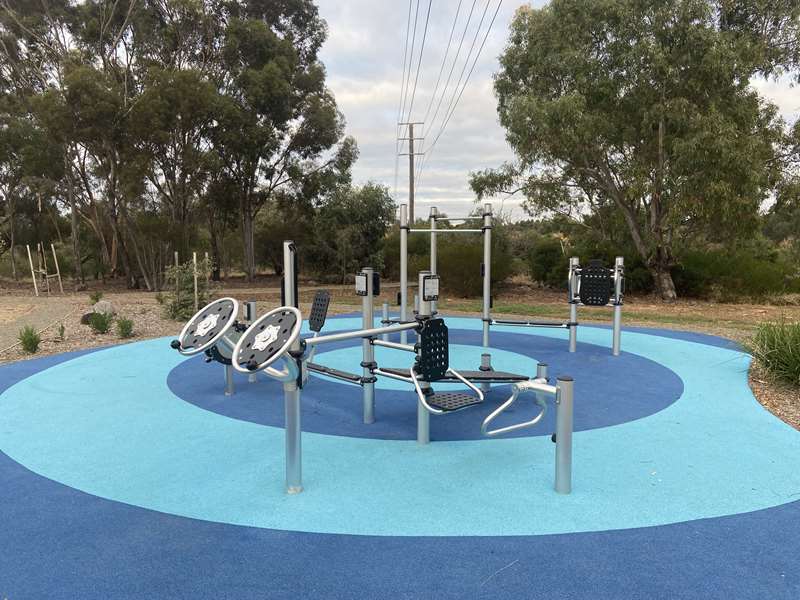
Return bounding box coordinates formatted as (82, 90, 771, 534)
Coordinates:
(66, 157, 85, 288)
(9, 195, 17, 281)
(241, 201, 255, 282)
(650, 263, 677, 302)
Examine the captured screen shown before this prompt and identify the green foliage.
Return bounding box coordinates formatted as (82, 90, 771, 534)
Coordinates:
(88, 312, 112, 334)
(18, 326, 41, 354)
(163, 259, 211, 321)
(116, 317, 134, 339)
(309, 183, 396, 283)
(154, 292, 166, 305)
(57, 323, 65, 341)
(89, 291, 104, 305)
(748, 320, 800, 386)
(672, 250, 798, 300)
(437, 236, 514, 297)
(471, 0, 798, 299)
(527, 237, 569, 288)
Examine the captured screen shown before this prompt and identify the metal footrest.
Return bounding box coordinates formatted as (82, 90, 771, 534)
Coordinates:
(427, 392, 483, 413)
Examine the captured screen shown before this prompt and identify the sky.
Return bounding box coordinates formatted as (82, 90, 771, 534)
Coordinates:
(315, 0, 800, 221)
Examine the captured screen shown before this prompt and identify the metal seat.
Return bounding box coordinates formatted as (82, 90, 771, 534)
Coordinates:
(426, 391, 484, 412)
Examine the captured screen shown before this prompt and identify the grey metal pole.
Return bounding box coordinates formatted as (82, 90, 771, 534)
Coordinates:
(482, 203, 492, 349)
(430, 206, 438, 314)
(409, 123, 416, 224)
(568, 257, 579, 353)
(381, 302, 390, 341)
(400, 204, 409, 344)
(282, 241, 303, 494)
(362, 266, 375, 424)
(246, 301, 258, 383)
(417, 270, 432, 444)
(480, 352, 492, 394)
(224, 364, 234, 396)
(536, 363, 548, 380)
(284, 383, 302, 494)
(555, 376, 574, 494)
(612, 256, 624, 356)
(414, 293, 419, 314)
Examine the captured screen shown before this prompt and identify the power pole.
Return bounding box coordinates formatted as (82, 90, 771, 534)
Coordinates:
(399, 121, 424, 224)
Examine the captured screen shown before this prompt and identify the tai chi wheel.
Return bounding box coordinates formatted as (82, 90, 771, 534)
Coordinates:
(232, 306, 303, 373)
(172, 298, 240, 356)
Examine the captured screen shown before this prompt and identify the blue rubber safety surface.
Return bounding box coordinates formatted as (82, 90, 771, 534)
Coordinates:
(1, 317, 799, 599)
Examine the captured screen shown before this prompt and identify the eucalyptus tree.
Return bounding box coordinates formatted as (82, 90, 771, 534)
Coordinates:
(472, 0, 799, 300)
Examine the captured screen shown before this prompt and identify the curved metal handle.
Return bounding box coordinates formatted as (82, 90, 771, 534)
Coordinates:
(447, 367, 485, 402)
(481, 379, 550, 437)
(410, 368, 444, 415)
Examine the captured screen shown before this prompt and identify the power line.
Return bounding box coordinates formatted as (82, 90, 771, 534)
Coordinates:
(421, 0, 478, 144)
(419, 0, 464, 129)
(393, 0, 414, 200)
(417, 0, 503, 192)
(402, 0, 433, 125)
(398, 0, 422, 152)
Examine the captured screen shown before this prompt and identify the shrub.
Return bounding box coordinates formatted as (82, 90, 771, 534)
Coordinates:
(89, 291, 104, 305)
(672, 250, 795, 300)
(57, 323, 65, 341)
(154, 292, 166, 305)
(18, 326, 41, 354)
(116, 317, 134, 339)
(163, 258, 211, 321)
(527, 237, 569, 288)
(748, 320, 800, 386)
(437, 236, 514, 297)
(88, 312, 113, 334)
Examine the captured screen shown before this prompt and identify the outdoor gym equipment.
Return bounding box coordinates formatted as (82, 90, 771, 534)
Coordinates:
(395, 203, 625, 360)
(226, 240, 574, 496)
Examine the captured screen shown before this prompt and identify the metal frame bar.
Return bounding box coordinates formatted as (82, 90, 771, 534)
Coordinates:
(362, 266, 375, 424)
(372, 339, 416, 352)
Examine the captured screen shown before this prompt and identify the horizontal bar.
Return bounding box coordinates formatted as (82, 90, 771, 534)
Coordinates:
(374, 367, 413, 384)
(408, 229, 483, 234)
(492, 319, 572, 329)
(373, 339, 416, 352)
(306, 321, 418, 347)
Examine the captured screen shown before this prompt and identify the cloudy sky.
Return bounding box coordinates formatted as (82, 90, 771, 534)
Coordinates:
(315, 0, 800, 221)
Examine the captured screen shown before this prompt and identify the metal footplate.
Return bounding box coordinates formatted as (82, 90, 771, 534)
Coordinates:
(426, 391, 484, 412)
(381, 367, 528, 384)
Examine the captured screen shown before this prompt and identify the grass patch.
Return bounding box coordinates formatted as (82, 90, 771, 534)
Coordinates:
(89, 291, 104, 304)
(18, 326, 41, 353)
(748, 320, 800, 387)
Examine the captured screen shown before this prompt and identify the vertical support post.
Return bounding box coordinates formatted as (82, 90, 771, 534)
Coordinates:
(246, 301, 258, 383)
(362, 266, 375, 424)
(413, 293, 419, 313)
(429, 206, 437, 315)
(50, 244, 63, 294)
(381, 302, 389, 341)
(282, 240, 303, 494)
(479, 203, 493, 394)
(408, 123, 416, 224)
(224, 364, 234, 396)
(568, 257, 579, 353)
(204, 251, 210, 288)
(284, 383, 302, 494)
(482, 204, 492, 350)
(192, 252, 199, 312)
(480, 353, 492, 394)
(26, 245, 38, 297)
(612, 256, 624, 356)
(40, 243, 50, 295)
(536, 363, 548, 380)
(400, 204, 409, 344)
(555, 376, 574, 494)
(416, 270, 432, 445)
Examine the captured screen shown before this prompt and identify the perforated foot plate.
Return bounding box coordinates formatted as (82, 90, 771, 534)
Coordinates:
(427, 392, 483, 412)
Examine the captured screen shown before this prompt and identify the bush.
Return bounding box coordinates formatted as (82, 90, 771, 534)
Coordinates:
(163, 258, 211, 320)
(748, 320, 800, 386)
(88, 312, 113, 334)
(89, 291, 104, 304)
(437, 235, 514, 297)
(18, 326, 41, 354)
(672, 250, 795, 300)
(527, 237, 569, 288)
(116, 317, 134, 338)
(57, 323, 65, 341)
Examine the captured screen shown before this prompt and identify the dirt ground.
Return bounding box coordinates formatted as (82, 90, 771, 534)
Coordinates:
(1, 277, 797, 430)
